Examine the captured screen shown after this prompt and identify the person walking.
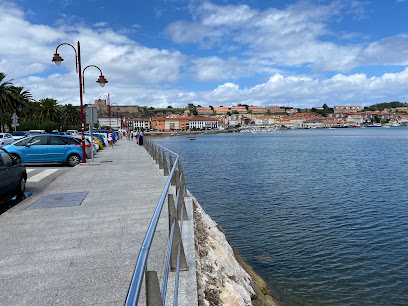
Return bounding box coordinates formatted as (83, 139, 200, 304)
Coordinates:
(138, 130, 144, 146)
(108, 130, 114, 149)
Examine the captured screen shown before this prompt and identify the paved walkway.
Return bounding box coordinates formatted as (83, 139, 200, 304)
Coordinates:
(0, 139, 195, 305)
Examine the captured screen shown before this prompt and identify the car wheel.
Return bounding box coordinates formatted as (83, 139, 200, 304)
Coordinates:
(67, 154, 81, 167)
(17, 176, 26, 195)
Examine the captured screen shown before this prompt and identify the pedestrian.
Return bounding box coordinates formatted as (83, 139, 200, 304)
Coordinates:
(136, 129, 140, 145)
(126, 130, 130, 141)
(108, 130, 114, 149)
(138, 130, 144, 146)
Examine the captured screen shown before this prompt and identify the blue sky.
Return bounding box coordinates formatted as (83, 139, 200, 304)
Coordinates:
(1, 0, 408, 108)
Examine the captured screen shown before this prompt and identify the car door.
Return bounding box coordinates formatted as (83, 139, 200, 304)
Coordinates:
(5, 134, 14, 144)
(25, 135, 48, 162)
(48, 136, 69, 162)
(0, 150, 12, 194)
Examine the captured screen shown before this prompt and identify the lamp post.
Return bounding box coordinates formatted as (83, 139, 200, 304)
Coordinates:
(98, 93, 111, 129)
(52, 41, 108, 164)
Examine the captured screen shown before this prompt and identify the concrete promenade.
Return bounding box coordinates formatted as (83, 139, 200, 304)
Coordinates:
(0, 139, 197, 305)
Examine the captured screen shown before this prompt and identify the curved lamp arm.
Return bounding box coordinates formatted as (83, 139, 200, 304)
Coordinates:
(82, 65, 108, 93)
(52, 43, 78, 72)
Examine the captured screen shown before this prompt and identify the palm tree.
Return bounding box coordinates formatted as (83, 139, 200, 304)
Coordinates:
(38, 98, 62, 123)
(62, 104, 80, 128)
(0, 73, 17, 131)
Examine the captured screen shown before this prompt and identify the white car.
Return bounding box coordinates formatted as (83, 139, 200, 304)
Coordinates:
(0, 133, 14, 146)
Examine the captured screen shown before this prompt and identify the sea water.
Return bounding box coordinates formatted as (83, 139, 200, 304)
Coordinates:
(156, 128, 408, 305)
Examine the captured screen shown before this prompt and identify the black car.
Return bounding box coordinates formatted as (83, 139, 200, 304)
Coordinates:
(0, 148, 27, 199)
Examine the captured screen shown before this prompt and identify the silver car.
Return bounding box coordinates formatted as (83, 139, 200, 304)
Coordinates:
(0, 133, 14, 146)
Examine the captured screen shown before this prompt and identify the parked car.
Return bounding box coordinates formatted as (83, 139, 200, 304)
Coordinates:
(67, 130, 78, 135)
(4, 134, 83, 167)
(72, 136, 95, 159)
(0, 147, 27, 199)
(11, 131, 30, 141)
(0, 133, 14, 146)
(28, 129, 46, 135)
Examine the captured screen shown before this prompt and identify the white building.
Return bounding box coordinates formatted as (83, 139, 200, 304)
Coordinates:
(189, 116, 218, 130)
(98, 117, 121, 130)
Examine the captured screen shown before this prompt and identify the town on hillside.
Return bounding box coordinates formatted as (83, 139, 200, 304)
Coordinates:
(94, 99, 408, 131)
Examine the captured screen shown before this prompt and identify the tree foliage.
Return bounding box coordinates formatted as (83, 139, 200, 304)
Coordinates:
(364, 101, 407, 111)
(0, 72, 81, 132)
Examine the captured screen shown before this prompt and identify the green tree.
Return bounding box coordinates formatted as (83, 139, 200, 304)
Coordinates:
(38, 98, 62, 123)
(0, 73, 18, 131)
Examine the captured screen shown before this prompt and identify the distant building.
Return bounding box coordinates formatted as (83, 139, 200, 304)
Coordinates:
(248, 106, 265, 114)
(231, 106, 247, 113)
(98, 117, 121, 130)
(333, 105, 361, 113)
(94, 99, 141, 117)
(265, 106, 285, 113)
(189, 116, 218, 130)
(151, 117, 189, 131)
(196, 107, 213, 115)
(123, 117, 151, 130)
(214, 107, 230, 114)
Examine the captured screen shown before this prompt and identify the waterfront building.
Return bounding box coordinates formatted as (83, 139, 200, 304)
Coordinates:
(189, 116, 219, 130)
(196, 107, 213, 115)
(151, 117, 189, 131)
(254, 116, 275, 125)
(123, 117, 151, 130)
(346, 115, 364, 125)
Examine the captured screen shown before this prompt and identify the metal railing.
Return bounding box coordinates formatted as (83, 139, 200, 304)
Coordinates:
(125, 138, 189, 306)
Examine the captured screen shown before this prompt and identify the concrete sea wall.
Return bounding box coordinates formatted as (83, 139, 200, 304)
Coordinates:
(192, 196, 280, 306)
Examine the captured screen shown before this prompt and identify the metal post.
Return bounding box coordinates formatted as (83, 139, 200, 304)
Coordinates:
(90, 108, 94, 162)
(77, 41, 86, 164)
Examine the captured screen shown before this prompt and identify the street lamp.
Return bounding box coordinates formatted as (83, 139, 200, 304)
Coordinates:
(52, 41, 108, 164)
(98, 93, 111, 129)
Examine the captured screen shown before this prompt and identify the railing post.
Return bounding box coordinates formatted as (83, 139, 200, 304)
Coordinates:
(177, 187, 189, 221)
(146, 271, 164, 306)
(163, 152, 169, 176)
(155, 146, 160, 164)
(159, 149, 164, 169)
(168, 194, 177, 234)
(170, 221, 188, 271)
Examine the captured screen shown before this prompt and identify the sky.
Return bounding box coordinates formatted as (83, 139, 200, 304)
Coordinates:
(1, 0, 408, 109)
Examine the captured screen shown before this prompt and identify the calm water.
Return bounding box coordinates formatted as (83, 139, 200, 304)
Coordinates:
(155, 128, 408, 305)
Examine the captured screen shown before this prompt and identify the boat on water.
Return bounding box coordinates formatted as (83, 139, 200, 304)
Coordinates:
(188, 137, 196, 140)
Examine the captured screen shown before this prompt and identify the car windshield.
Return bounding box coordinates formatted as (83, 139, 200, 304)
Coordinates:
(12, 132, 25, 136)
(0, 135, 3, 138)
(29, 132, 41, 135)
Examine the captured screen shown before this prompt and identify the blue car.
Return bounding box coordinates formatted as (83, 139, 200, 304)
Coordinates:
(4, 134, 83, 167)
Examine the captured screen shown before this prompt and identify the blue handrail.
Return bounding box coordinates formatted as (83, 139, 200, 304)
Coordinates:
(125, 139, 186, 306)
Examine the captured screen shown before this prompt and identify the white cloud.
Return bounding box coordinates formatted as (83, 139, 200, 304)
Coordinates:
(1, 1, 408, 110)
(166, 1, 408, 72)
